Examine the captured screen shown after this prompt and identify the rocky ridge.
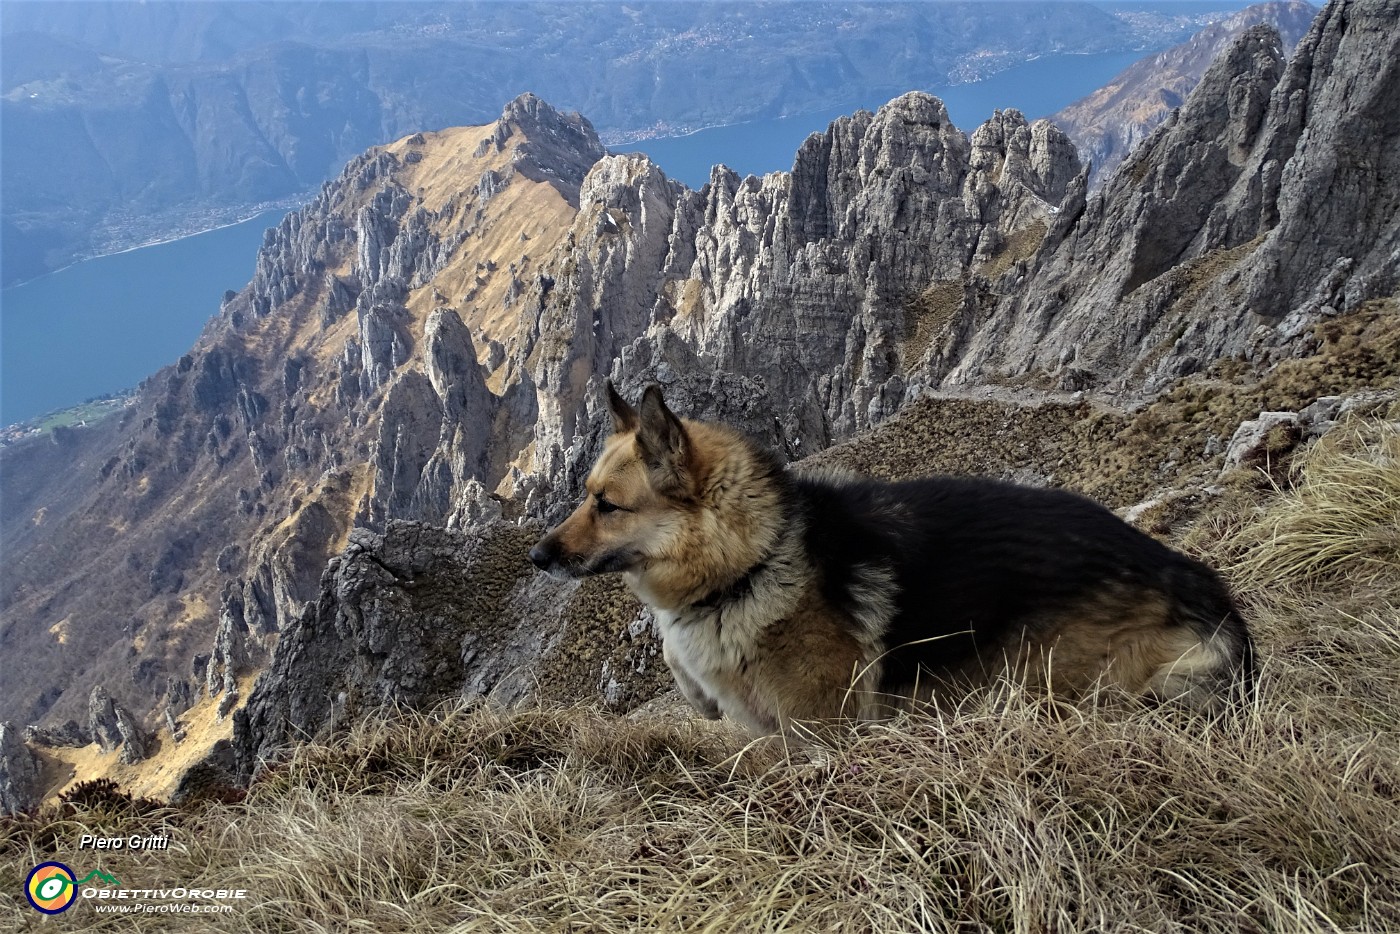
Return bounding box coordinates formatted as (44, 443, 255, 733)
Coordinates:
(1051, 1, 1319, 186)
(937, 3, 1400, 395)
(513, 94, 1085, 524)
(1, 0, 1397, 807)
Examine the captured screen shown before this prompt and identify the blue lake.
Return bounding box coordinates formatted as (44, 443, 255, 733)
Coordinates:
(627, 50, 1149, 189)
(0, 212, 282, 425)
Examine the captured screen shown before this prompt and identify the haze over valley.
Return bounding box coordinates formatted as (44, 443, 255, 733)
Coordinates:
(2, 0, 1260, 287)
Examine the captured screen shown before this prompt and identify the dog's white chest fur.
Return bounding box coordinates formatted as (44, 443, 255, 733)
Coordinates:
(651, 604, 777, 734)
(632, 550, 895, 735)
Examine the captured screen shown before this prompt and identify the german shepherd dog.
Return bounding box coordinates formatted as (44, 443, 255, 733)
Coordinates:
(530, 383, 1255, 738)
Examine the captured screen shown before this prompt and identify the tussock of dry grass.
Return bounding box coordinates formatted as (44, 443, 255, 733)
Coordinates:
(1212, 414, 1400, 600)
(6, 419, 1400, 933)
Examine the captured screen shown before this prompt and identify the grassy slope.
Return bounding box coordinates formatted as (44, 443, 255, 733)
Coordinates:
(3, 316, 1398, 932)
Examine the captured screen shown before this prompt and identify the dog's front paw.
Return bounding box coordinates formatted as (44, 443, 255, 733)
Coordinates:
(692, 696, 722, 720)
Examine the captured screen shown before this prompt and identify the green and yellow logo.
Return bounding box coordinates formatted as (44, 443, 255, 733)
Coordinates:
(26, 862, 77, 914)
(24, 862, 121, 914)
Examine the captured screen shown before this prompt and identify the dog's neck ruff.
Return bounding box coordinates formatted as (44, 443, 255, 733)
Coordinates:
(676, 510, 806, 620)
(691, 558, 769, 610)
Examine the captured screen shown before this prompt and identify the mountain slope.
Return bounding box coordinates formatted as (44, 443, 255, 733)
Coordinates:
(1, 0, 1397, 809)
(0, 95, 602, 733)
(1051, 1, 1319, 185)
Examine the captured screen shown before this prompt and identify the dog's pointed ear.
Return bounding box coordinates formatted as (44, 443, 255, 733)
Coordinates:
(636, 384, 691, 493)
(605, 380, 638, 433)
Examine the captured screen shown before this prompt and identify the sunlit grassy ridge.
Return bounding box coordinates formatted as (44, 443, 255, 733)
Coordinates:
(4, 414, 1399, 933)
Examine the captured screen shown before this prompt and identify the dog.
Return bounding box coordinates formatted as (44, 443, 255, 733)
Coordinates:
(530, 382, 1255, 738)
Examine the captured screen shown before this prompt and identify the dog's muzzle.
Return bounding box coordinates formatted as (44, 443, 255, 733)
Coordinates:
(529, 537, 586, 580)
(529, 537, 636, 579)
(529, 539, 562, 573)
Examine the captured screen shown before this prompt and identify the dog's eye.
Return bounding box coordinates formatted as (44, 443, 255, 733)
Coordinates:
(595, 494, 621, 515)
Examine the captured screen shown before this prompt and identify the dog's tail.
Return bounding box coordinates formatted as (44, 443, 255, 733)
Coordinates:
(1156, 563, 1257, 709)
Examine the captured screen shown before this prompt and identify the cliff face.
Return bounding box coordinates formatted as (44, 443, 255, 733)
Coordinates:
(1051, 1, 1319, 186)
(938, 1, 1399, 395)
(2, 0, 1397, 805)
(516, 95, 1083, 522)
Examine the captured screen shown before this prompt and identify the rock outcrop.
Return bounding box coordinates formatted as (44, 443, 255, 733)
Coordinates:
(25, 720, 90, 749)
(0, 722, 43, 815)
(1224, 388, 1398, 472)
(233, 521, 668, 781)
(1223, 411, 1303, 471)
(87, 686, 123, 754)
(87, 686, 149, 764)
(114, 708, 150, 765)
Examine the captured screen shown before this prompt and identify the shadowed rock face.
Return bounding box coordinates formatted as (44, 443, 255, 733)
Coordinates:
(7, 0, 1400, 804)
(1052, 2, 1320, 187)
(232, 521, 668, 782)
(0, 721, 42, 814)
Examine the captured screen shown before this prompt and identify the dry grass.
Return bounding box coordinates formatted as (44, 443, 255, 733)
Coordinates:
(6, 421, 1400, 933)
(1211, 413, 1400, 600)
(7, 638, 1398, 930)
(6, 668, 1397, 932)
(980, 221, 1047, 280)
(903, 279, 964, 374)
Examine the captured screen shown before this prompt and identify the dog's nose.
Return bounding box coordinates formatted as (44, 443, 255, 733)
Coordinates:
(528, 542, 554, 570)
